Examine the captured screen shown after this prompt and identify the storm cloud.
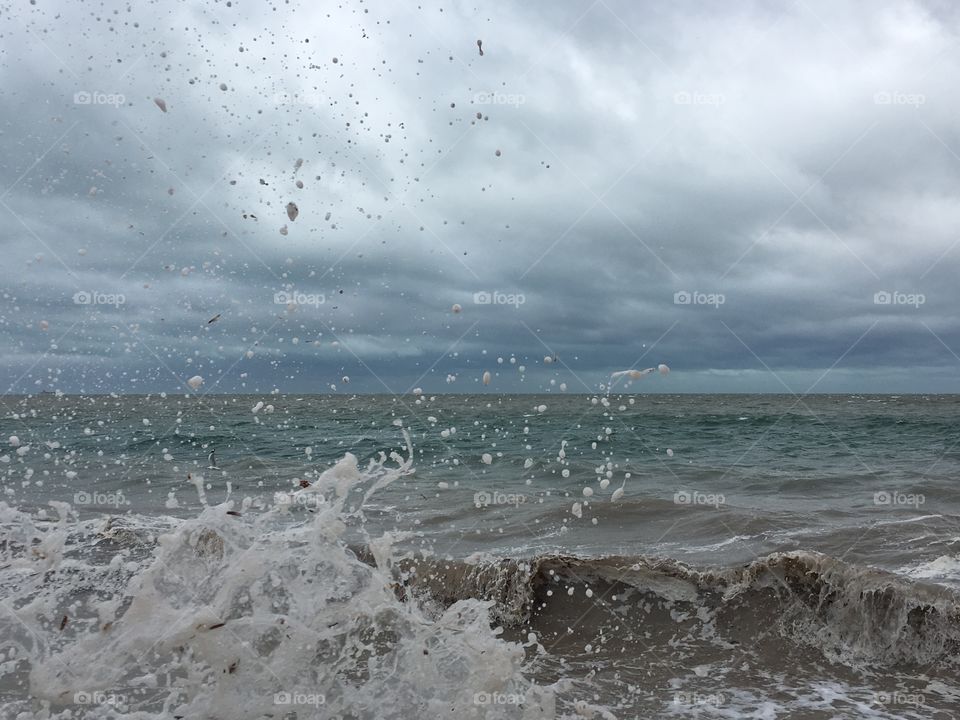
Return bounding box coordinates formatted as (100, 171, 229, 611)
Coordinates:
(2, 0, 960, 394)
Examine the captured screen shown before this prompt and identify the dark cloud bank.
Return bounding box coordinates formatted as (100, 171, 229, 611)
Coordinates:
(2, 0, 960, 394)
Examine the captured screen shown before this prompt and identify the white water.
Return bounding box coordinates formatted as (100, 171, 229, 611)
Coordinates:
(0, 433, 570, 719)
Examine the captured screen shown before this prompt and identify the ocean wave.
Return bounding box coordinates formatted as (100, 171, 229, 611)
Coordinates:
(392, 550, 960, 669)
(0, 440, 559, 719)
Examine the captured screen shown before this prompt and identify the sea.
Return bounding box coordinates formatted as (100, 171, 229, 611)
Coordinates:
(1, 393, 958, 719)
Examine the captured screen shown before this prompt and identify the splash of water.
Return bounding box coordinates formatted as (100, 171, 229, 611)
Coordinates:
(0, 432, 566, 719)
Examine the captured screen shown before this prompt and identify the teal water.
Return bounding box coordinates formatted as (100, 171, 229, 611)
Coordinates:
(3, 393, 960, 718)
(3, 393, 958, 576)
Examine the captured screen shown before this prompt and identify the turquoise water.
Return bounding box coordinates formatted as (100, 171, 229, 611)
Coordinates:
(2, 393, 960, 718)
(4, 393, 958, 573)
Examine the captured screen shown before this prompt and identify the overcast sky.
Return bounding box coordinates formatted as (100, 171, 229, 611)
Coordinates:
(1, 0, 959, 394)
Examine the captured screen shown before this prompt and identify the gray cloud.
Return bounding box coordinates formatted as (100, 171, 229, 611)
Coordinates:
(2, 0, 960, 395)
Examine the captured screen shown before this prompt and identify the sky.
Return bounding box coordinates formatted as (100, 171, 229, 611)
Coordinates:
(1, 0, 960, 395)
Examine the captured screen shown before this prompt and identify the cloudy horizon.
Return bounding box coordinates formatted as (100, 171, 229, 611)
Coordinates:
(2, 0, 960, 395)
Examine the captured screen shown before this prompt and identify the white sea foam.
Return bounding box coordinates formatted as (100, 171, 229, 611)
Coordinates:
(899, 555, 960, 588)
(0, 433, 566, 718)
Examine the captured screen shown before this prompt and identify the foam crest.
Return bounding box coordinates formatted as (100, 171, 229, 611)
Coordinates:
(0, 434, 560, 719)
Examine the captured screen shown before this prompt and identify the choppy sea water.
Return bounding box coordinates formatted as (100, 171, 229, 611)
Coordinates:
(1, 393, 959, 718)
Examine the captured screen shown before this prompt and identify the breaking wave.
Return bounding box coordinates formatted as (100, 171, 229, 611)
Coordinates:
(0, 436, 573, 719)
(394, 550, 960, 669)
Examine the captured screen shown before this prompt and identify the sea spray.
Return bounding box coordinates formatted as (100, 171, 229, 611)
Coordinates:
(0, 432, 562, 719)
